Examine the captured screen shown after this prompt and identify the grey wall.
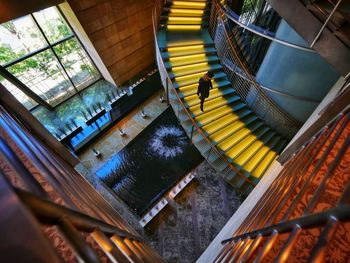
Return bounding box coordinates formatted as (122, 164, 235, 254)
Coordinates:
(256, 20, 339, 123)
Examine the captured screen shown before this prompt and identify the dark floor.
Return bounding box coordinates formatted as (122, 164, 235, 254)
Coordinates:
(145, 161, 244, 263)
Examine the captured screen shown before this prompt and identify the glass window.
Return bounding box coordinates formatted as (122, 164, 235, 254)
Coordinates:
(33, 7, 73, 44)
(0, 6, 101, 110)
(53, 38, 100, 90)
(0, 78, 38, 109)
(0, 16, 47, 65)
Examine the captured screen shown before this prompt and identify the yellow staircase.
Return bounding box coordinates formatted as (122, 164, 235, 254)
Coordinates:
(157, 0, 287, 194)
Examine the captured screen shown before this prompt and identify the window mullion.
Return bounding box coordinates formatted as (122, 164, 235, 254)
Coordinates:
(30, 14, 79, 94)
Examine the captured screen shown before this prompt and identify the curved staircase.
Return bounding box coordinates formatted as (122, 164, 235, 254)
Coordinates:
(156, 0, 288, 194)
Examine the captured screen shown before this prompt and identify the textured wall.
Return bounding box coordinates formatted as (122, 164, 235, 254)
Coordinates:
(67, 0, 155, 85)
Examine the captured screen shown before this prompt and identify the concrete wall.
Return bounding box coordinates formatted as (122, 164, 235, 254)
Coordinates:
(256, 20, 340, 123)
(67, 0, 155, 86)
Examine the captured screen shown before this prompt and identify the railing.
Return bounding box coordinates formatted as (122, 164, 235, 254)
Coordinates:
(210, 0, 302, 139)
(152, 0, 256, 188)
(215, 107, 350, 262)
(0, 105, 163, 262)
(223, 1, 315, 53)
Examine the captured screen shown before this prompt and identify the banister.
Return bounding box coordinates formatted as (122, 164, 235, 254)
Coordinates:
(211, 0, 302, 131)
(16, 189, 143, 242)
(220, 3, 315, 53)
(152, 0, 256, 187)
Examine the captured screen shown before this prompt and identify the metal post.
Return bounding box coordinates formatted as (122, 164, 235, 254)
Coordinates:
(310, 0, 342, 48)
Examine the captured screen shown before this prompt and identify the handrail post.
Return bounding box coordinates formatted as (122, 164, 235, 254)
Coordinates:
(166, 77, 170, 106)
(190, 125, 195, 145)
(310, 0, 342, 48)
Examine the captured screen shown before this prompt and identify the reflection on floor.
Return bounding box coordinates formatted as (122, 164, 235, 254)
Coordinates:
(76, 88, 244, 263)
(146, 161, 243, 263)
(31, 79, 117, 135)
(96, 108, 203, 216)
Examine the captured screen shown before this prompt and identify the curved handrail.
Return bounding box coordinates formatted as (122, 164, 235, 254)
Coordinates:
(221, 57, 321, 103)
(220, 3, 315, 53)
(211, 0, 303, 131)
(152, 0, 256, 187)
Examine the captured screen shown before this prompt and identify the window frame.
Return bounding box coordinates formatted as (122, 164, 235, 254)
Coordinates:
(0, 5, 102, 110)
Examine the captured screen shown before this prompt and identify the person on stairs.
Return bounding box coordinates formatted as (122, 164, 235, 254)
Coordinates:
(197, 70, 214, 112)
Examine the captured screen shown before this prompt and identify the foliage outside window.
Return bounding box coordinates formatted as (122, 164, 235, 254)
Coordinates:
(0, 6, 100, 110)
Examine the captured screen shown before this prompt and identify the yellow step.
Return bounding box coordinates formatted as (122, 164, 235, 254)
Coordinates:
(252, 151, 278, 179)
(183, 87, 231, 107)
(170, 8, 205, 16)
(171, 1, 207, 9)
(175, 71, 206, 83)
(169, 53, 208, 66)
(196, 104, 233, 125)
(202, 110, 250, 134)
(190, 96, 229, 116)
(167, 25, 202, 30)
(217, 128, 251, 152)
(210, 120, 245, 143)
(226, 134, 257, 160)
(179, 80, 226, 96)
(167, 16, 203, 25)
(234, 140, 265, 166)
(172, 61, 209, 76)
(243, 145, 270, 172)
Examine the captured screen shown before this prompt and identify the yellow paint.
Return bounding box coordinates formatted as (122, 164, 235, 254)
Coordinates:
(172, 61, 208, 72)
(170, 8, 204, 15)
(252, 151, 277, 178)
(167, 25, 201, 30)
(175, 71, 205, 81)
(168, 44, 204, 52)
(168, 16, 202, 22)
(172, 1, 206, 8)
(169, 53, 206, 62)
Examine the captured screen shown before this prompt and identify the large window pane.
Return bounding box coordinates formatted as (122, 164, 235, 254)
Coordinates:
(0, 16, 47, 65)
(7, 49, 76, 106)
(33, 7, 73, 44)
(0, 79, 38, 110)
(54, 38, 100, 90)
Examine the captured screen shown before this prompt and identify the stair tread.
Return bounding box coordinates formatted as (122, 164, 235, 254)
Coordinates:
(179, 79, 231, 97)
(174, 71, 226, 87)
(226, 126, 270, 160)
(195, 102, 245, 125)
(161, 47, 217, 59)
(171, 64, 223, 79)
(202, 109, 252, 134)
(210, 116, 259, 144)
(243, 135, 281, 172)
(234, 132, 276, 166)
(190, 95, 240, 116)
(183, 86, 234, 106)
(165, 54, 219, 68)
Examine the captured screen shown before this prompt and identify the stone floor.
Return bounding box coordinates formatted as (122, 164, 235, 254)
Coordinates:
(76, 89, 244, 263)
(145, 161, 243, 263)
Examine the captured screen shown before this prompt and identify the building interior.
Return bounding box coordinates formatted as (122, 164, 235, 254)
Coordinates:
(0, 0, 349, 262)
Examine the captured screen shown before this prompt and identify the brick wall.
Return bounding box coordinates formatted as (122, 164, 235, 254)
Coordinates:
(67, 0, 155, 85)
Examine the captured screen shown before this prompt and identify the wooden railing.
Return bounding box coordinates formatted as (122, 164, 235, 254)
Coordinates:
(210, 0, 303, 139)
(152, 0, 256, 188)
(215, 107, 350, 262)
(0, 105, 163, 262)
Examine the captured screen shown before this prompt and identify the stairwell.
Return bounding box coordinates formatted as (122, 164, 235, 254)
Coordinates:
(155, 0, 288, 194)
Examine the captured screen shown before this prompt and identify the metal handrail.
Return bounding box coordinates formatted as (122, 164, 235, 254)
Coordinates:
(310, 0, 343, 47)
(16, 189, 143, 241)
(221, 57, 322, 103)
(220, 3, 315, 53)
(152, 0, 256, 187)
(221, 204, 350, 244)
(211, 0, 302, 133)
(217, 110, 350, 261)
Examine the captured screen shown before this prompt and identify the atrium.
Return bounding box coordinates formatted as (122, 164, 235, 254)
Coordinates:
(0, 0, 349, 262)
